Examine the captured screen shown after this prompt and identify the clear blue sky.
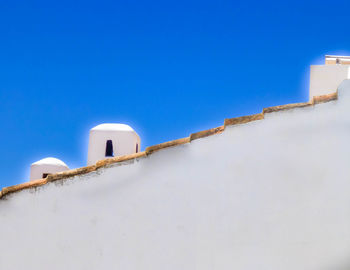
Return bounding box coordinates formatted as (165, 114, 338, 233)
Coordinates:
(1, 0, 349, 187)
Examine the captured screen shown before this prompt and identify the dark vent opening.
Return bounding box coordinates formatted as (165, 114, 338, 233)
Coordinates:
(136, 143, 139, 153)
(42, 173, 50, 178)
(105, 140, 114, 157)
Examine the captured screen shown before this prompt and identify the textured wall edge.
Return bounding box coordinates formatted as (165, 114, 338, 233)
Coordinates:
(224, 113, 264, 126)
(263, 102, 312, 113)
(1, 178, 48, 198)
(46, 165, 97, 183)
(95, 152, 147, 168)
(0, 92, 338, 200)
(313, 92, 338, 104)
(145, 138, 190, 155)
(190, 126, 225, 141)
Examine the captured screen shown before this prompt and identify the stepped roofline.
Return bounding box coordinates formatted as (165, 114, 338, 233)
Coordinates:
(0, 91, 337, 200)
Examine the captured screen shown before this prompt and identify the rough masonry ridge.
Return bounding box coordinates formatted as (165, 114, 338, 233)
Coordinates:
(0, 91, 338, 200)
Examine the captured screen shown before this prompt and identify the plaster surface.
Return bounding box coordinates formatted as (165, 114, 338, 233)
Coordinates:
(310, 64, 350, 98)
(30, 157, 69, 181)
(87, 123, 140, 165)
(3, 82, 350, 269)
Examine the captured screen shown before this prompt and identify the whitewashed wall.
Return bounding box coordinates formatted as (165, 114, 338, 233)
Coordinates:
(310, 64, 350, 98)
(2, 81, 350, 270)
(87, 124, 140, 166)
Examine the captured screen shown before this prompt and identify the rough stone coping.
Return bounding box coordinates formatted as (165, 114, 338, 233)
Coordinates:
(96, 152, 147, 167)
(0, 91, 338, 200)
(263, 92, 337, 114)
(146, 138, 190, 155)
(313, 92, 337, 104)
(224, 113, 264, 126)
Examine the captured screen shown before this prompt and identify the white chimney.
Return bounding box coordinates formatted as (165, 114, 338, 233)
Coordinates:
(87, 123, 141, 166)
(309, 55, 350, 100)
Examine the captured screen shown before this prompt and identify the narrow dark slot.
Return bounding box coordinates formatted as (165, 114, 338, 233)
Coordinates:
(105, 140, 114, 157)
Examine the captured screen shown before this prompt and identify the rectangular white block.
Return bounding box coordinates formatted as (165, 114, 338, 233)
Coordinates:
(309, 65, 350, 99)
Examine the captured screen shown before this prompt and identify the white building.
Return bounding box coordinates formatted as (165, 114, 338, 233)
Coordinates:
(310, 55, 350, 98)
(87, 123, 141, 165)
(1, 55, 350, 270)
(29, 157, 69, 181)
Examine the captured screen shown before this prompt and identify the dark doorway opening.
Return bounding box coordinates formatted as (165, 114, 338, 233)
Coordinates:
(105, 140, 114, 157)
(136, 143, 139, 153)
(42, 173, 50, 178)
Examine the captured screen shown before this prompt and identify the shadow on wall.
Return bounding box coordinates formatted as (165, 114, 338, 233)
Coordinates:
(322, 258, 350, 270)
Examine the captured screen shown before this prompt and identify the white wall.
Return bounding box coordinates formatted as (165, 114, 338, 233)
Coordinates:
(30, 158, 69, 181)
(2, 81, 350, 270)
(87, 125, 140, 165)
(309, 64, 350, 99)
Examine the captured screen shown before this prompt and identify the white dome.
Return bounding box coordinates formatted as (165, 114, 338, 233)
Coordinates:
(30, 157, 69, 181)
(31, 157, 68, 167)
(87, 123, 141, 165)
(91, 123, 135, 132)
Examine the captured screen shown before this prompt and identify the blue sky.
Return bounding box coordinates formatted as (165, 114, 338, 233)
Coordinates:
(1, 0, 350, 187)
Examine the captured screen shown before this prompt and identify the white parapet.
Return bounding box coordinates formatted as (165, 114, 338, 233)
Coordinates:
(87, 123, 141, 166)
(310, 55, 350, 100)
(30, 157, 69, 181)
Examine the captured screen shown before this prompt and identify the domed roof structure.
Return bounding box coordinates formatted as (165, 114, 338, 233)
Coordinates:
(30, 157, 69, 181)
(31, 157, 68, 167)
(91, 123, 136, 132)
(87, 123, 141, 165)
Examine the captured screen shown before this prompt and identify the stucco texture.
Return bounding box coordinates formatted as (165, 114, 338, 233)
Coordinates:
(1, 81, 350, 270)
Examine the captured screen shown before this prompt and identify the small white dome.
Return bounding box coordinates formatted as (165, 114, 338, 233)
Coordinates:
(30, 157, 69, 181)
(31, 157, 68, 167)
(91, 123, 135, 132)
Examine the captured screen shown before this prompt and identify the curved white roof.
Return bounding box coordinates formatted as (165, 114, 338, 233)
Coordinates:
(90, 123, 135, 132)
(31, 157, 68, 167)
